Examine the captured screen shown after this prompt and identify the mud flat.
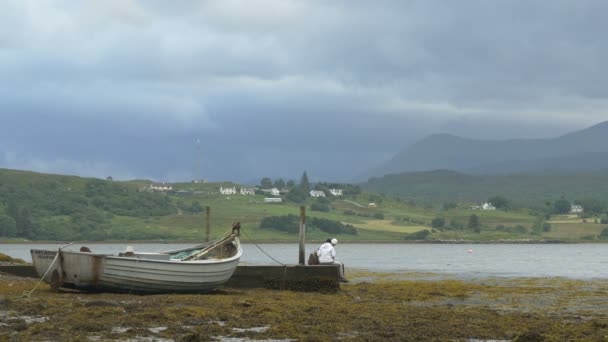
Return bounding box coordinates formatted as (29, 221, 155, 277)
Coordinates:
(1, 270, 608, 341)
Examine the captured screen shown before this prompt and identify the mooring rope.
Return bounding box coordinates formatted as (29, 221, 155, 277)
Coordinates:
(227, 228, 289, 289)
(16, 253, 59, 299)
(240, 228, 286, 266)
(17, 242, 74, 299)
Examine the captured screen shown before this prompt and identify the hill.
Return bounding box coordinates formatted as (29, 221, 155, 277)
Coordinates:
(366, 121, 608, 178)
(362, 169, 608, 205)
(2, 167, 608, 243)
(0, 168, 402, 242)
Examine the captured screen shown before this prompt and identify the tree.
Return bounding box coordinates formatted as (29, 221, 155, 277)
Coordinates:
(7, 200, 18, 221)
(310, 203, 330, 212)
(17, 207, 34, 239)
(431, 217, 446, 228)
(467, 214, 480, 229)
(299, 171, 310, 194)
(553, 198, 571, 214)
(575, 199, 606, 215)
(274, 178, 286, 189)
(449, 219, 464, 230)
(286, 180, 296, 189)
(260, 177, 273, 189)
(190, 201, 204, 214)
(0, 214, 17, 237)
(488, 195, 509, 210)
(442, 202, 457, 211)
(286, 187, 306, 204)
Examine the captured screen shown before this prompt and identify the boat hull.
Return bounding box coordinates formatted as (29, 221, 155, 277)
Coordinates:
(31, 248, 241, 293)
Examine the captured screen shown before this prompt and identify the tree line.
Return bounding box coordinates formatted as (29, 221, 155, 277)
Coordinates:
(0, 174, 176, 240)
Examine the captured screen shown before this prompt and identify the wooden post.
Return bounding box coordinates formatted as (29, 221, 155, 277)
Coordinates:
(299, 206, 306, 265)
(205, 206, 211, 242)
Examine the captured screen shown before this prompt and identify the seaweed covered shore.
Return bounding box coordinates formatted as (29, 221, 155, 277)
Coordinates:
(2, 270, 608, 341)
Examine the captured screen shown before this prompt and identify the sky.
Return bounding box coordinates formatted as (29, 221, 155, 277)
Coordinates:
(1, 0, 608, 183)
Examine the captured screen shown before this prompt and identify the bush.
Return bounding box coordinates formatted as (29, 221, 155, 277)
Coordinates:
(431, 217, 445, 228)
(343, 210, 357, 216)
(310, 217, 358, 235)
(316, 197, 331, 204)
(310, 203, 330, 212)
(259, 215, 357, 235)
(600, 228, 608, 239)
(259, 214, 300, 234)
(372, 212, 385, 220)
(442, 202, 457, 211)
(448, 220, 464, 230)
(467, 214, 480, 229)
(403, 229, 430, 240)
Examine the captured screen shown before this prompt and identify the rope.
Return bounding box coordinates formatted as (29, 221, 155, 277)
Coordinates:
(16, 253, 59, 299)
(17, 242, 74, 299)
(240, 228, 286, 266)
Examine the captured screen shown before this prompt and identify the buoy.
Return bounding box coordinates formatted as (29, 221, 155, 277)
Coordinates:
(467, 248, 473, 254)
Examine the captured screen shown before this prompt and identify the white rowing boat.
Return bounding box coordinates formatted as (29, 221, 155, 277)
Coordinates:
(30, 223, 242, 293)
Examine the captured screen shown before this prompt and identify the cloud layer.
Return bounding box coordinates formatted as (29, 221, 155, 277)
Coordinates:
(1, 0, 607, 182)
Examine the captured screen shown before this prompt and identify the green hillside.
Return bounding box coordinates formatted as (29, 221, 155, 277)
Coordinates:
(1, 168, 608, 243)
(362, 170, 608, 206)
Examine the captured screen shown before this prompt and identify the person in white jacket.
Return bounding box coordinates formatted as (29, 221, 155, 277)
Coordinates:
(317, 238, 348, 282)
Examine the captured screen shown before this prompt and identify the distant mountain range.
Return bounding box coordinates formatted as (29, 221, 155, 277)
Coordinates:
(365, 121, 608, 179)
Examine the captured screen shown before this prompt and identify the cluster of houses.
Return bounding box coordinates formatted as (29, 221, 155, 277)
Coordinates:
(570, 204, 584, 214)
(147, 182, 344, 205)
(219, 186, 344, 199)
(470, 202, 496, 211)
(310, 189, 343, 197)
(148, 183, 174, 192)
(217, 186, 344, 204)
(219, 186, 255, 196)
(470, 202, 585, 214)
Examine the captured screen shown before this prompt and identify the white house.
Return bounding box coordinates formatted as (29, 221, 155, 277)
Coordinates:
(219, 186, 237, 195)
(329, 188, 343, 196)
(570, 204, 584, 214)
(270, 188, 280, 196)
(310, 190, 326, 198)
(149, 182, 173, 192)
(482, 202, 496, 211)
(264, 197, 282, 203)
(240, 188, 255, 195)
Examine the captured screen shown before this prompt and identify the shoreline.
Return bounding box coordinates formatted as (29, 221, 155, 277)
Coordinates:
(0, 239, 589, 244)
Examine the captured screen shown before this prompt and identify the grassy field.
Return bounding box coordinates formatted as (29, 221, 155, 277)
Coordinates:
(101, 188, 607, 243)
(542, 215, 608, 240)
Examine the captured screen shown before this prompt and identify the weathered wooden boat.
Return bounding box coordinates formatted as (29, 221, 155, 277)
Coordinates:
(30, 223, 242, 293)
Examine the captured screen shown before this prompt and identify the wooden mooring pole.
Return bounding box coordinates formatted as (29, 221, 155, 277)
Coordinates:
(299, 206, 306, 265)
(205, 206, 211, 242)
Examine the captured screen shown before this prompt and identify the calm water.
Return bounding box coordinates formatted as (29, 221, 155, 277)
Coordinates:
(3, 243, 608, 279)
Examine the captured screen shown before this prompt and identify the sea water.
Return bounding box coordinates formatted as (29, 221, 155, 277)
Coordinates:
(3, 243, 608, 279)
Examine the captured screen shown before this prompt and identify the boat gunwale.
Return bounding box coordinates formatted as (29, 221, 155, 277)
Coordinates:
(30, 237, 242, 265)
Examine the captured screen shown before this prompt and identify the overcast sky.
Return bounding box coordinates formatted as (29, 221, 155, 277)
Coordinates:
(1, 0, 607, 183)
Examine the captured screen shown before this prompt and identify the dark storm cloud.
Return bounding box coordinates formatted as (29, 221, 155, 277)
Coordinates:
(1, 0, 607, 181)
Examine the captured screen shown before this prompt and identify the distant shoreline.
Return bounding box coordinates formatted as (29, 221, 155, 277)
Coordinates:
(0, 239, 591, 244)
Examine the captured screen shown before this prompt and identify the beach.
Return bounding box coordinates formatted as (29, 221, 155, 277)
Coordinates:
(2, 269, 608, 341)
